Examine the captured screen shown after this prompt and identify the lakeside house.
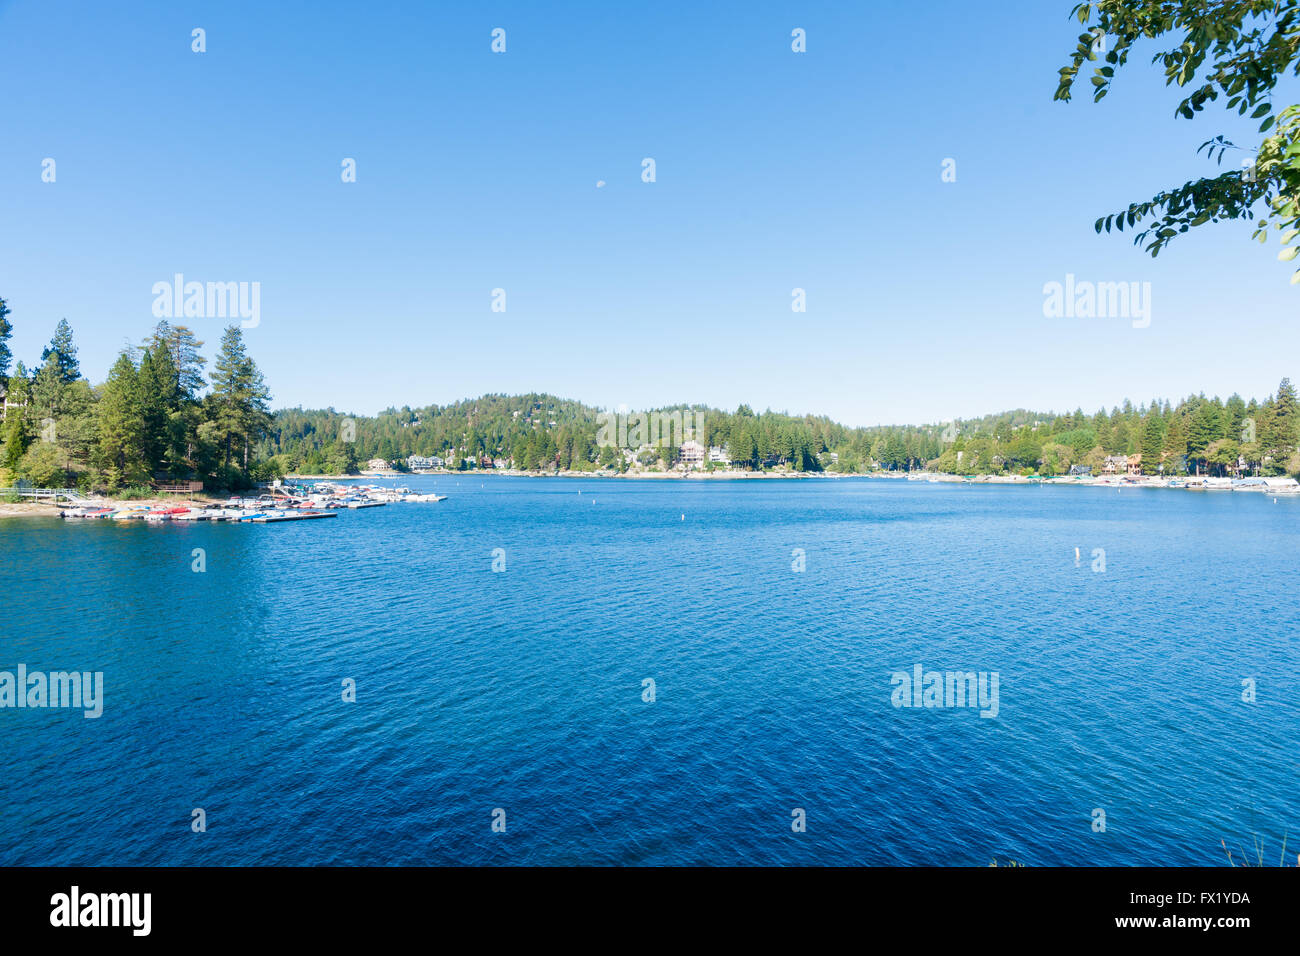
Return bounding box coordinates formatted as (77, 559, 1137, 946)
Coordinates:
(365, 458, 389, 472)
(1103, 455, 1143, 476)
(708, 445, 730, 464)
(679, 440, 705, 467)
(0, 384, 26, 421)
(407, 455, 443, 471)
(1069, 465, 1092, 477)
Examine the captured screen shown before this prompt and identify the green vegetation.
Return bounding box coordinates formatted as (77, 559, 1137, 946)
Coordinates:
(1220, 834, 1297, 867)
(0, 295, 271, 493)
(266, 396, 877, 476)
(263, 382, 1300, 479)
(3, 291, 1296, 486)
(1056, 1, 1300, 275)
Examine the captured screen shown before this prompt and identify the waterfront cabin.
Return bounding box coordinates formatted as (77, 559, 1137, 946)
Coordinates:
(407, 455, 440, 471)
(679, 440, 706, 467)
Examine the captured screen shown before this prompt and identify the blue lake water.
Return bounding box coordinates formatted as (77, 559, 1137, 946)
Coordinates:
(1, 476, 1298, 866)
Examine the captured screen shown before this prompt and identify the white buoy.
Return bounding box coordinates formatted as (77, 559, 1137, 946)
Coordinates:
(1074, 547, 1080, 562)
(681, 514, 685, 521)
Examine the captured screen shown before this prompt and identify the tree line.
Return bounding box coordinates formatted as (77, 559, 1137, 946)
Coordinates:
(4, 291, 1296, 487)
(0, 295, 271, 492)
(259, 382, 1300, 479)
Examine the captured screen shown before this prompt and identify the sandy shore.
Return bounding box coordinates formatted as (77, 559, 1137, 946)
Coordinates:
(0, 501, 60, 518)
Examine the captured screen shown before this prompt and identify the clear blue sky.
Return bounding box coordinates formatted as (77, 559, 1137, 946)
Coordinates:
(1, 0, 1296, 425)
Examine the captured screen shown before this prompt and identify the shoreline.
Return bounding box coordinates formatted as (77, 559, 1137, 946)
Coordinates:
(0, 493, 225, 520)
(290, 469, 1300, 492)
(6, 471, 1295, 520)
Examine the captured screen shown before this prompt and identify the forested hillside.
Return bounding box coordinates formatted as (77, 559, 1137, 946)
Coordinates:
(3, 291, 1297, 489)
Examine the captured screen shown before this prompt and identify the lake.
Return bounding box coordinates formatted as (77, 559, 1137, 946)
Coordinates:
(1, 477, 1297, 865)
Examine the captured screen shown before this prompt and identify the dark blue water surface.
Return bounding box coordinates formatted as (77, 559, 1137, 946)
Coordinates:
(2, 477, 1298, 866)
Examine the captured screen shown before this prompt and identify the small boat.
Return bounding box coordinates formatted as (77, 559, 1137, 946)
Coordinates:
(61, 506, 113, 519)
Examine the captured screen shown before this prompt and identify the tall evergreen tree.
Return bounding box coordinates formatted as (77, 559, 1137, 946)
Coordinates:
(41, 318, 80, 383)
(147, 321, 206, 400)
(0, 296, 12, 385)
(208, 326, 271, 471)
(1140, 414, 1165, 473)
(1, 362, 30, 471)
(1162, 416, 1188, 474)
(94, 352, 145, 489)
(1266, 377, 1298, 458)
(137, 349, 169, 474)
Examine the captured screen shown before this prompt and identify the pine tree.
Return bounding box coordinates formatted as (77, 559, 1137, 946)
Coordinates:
(138, 350, 170, 475)
(1267, 377, 1298, 457)
(208, 326, 271, 472)
(94, 352, 146, 489)
(1187, 402, 1220, 457)
(0, 296, 12, 385)
(1224, 394, 1247, 443)
(1162, 416, 1188, 473)
(1140, 414, 1165, 473)
(147, 321, 206, 400)
(40, 318, 80, 384)
(2, 362, 30, 471)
